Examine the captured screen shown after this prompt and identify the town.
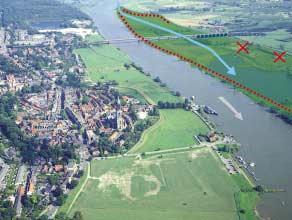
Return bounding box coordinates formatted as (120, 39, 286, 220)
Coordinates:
(0, 15, 159, 219)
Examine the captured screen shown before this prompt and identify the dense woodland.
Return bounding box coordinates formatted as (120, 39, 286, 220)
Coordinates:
(0, 0, 89, 28)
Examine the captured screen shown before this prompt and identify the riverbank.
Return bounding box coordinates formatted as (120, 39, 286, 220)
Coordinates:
(67, 2, 292, 219)
(118, 8, 292, 118)
(57, 27, 262, 219)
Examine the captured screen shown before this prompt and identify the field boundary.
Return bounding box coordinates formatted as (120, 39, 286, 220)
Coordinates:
(118, 85, 156, 105)
(128, 111, 164, 153)
(66, 162, 90, 215)
(117, 7, 292, 114)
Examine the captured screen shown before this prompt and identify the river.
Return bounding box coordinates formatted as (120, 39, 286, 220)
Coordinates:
(79, 1, 292, 219)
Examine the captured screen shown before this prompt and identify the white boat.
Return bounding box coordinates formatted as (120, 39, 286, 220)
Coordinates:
(249, 162, 255, 167)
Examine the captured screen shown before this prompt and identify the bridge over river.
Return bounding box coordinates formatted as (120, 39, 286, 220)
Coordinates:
(6, 31, 264, 48)
(91, 31, 265, 45)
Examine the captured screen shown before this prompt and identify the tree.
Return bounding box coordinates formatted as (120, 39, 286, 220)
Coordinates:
(67, 179, 79, 189)
(154, 76, 161, 83)
(81, 96, 90, 105)
(254, 185, 265, 193)
(38, 214, 49, 220)
(47, 174, 59, 185)
(55, 195, 67, 206)
(72, 211, 84, 220)
(55, 212, 70, 220)
(52, 186, 63, 197)
(75, 170, 84, 178)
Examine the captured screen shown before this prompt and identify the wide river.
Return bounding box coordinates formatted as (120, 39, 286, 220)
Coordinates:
(80, 1, 292, 219)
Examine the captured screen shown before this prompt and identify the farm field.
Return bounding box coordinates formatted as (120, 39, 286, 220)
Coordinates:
(122, 11, 292, 111)
(130, 109, 209, 153)
(66, 148, 241, 220)
(240, 29, 292, 54)
(75, 45, 181, 104)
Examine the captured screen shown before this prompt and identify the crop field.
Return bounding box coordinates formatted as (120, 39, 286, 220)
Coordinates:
(67, 148, 240, 220)
(130, 109, 209, 153)
(241, 29, 292, 54)
(122, 12, 292, 110)
(75, 45, 181, 104)
(122, 0, 292, 32)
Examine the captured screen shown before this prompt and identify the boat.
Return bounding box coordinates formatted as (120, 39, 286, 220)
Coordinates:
(249, 162, 255, 167)
(203, 106, 218, 115)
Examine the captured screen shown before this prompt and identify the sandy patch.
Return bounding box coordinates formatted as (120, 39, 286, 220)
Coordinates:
(39, 28, 95, 38)
(189, 149, 208, 159)
(143, 175, 161, 197)
(98, 171, 135, 200)
(134, 158, 174, 168)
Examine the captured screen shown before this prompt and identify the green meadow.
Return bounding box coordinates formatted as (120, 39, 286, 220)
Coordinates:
(67, 149, 243, 220)
(130, 109, 209, 153)
(75, 45, 181, 104)
(123, 13, 292, 110)
(124, 15, 201, 37)
(59, 33, 260, 220)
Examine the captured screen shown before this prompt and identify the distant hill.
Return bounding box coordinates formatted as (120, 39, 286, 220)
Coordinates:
(0, 0, 89, 29)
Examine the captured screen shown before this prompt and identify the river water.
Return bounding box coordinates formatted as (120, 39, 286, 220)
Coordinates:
(80, 1, 292, 219)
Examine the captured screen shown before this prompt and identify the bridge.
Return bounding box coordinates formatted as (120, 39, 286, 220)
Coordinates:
(90, 32, 265, 45)
(6, 32, 265, 48)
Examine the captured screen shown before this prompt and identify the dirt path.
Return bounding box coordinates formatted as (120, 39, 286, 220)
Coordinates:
(66, 162, 90, 215)
(128, 112, 165, 153)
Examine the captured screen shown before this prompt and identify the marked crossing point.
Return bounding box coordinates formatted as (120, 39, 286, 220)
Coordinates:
(119, 8, 292, 113)
(274, 51, 287, 63)
(237, 41, 249, 54)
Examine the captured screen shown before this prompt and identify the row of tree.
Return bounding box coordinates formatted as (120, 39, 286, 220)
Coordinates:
(157, 101, 186, 109)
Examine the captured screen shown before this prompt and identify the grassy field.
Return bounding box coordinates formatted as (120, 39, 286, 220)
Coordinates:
(85, 33, 103, 43)
(75, 45, 181, 104)
(241, 29, 292, 54)
(122, 12, 292, 110)
(63, 32, 259, 220)
(125, 15, 201, 37)
(66, 149, 241, 220)
(130, 109, 209, 153)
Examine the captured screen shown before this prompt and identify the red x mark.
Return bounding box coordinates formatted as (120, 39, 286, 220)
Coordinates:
(237, 41, 249, 54)
(273, 51, 286, 63)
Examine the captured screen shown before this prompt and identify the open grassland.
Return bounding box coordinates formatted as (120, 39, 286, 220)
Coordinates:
(123, 13, 292, 110)
(67, 149, 241, 220)
(126, 16, 201, 37)
(85, 33, 103, 43)
(75, 45, 181, 104)
(130, 109, 209, 153)
(66, 33, 259, 220)
(241, 29, 292, 54)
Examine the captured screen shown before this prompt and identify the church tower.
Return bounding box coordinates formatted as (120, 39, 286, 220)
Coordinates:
(116, 96, 123, 131)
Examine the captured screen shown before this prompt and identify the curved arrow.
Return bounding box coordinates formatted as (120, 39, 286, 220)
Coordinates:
(218, 96, 243, 120)
(118, 8, 236, 75)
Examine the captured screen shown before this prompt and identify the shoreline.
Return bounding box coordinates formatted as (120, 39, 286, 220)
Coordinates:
(90, 27, 262, 218)
(117, 7, 292, 119)
(61, 4, 267, 219)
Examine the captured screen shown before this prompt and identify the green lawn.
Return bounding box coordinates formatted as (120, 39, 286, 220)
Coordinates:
(122, 11, 292, 110)
(75, 45, 181, 104)
(130, 109, 209, 153)
(67, 149, 240, 220)
(85, 33, 103, 43)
